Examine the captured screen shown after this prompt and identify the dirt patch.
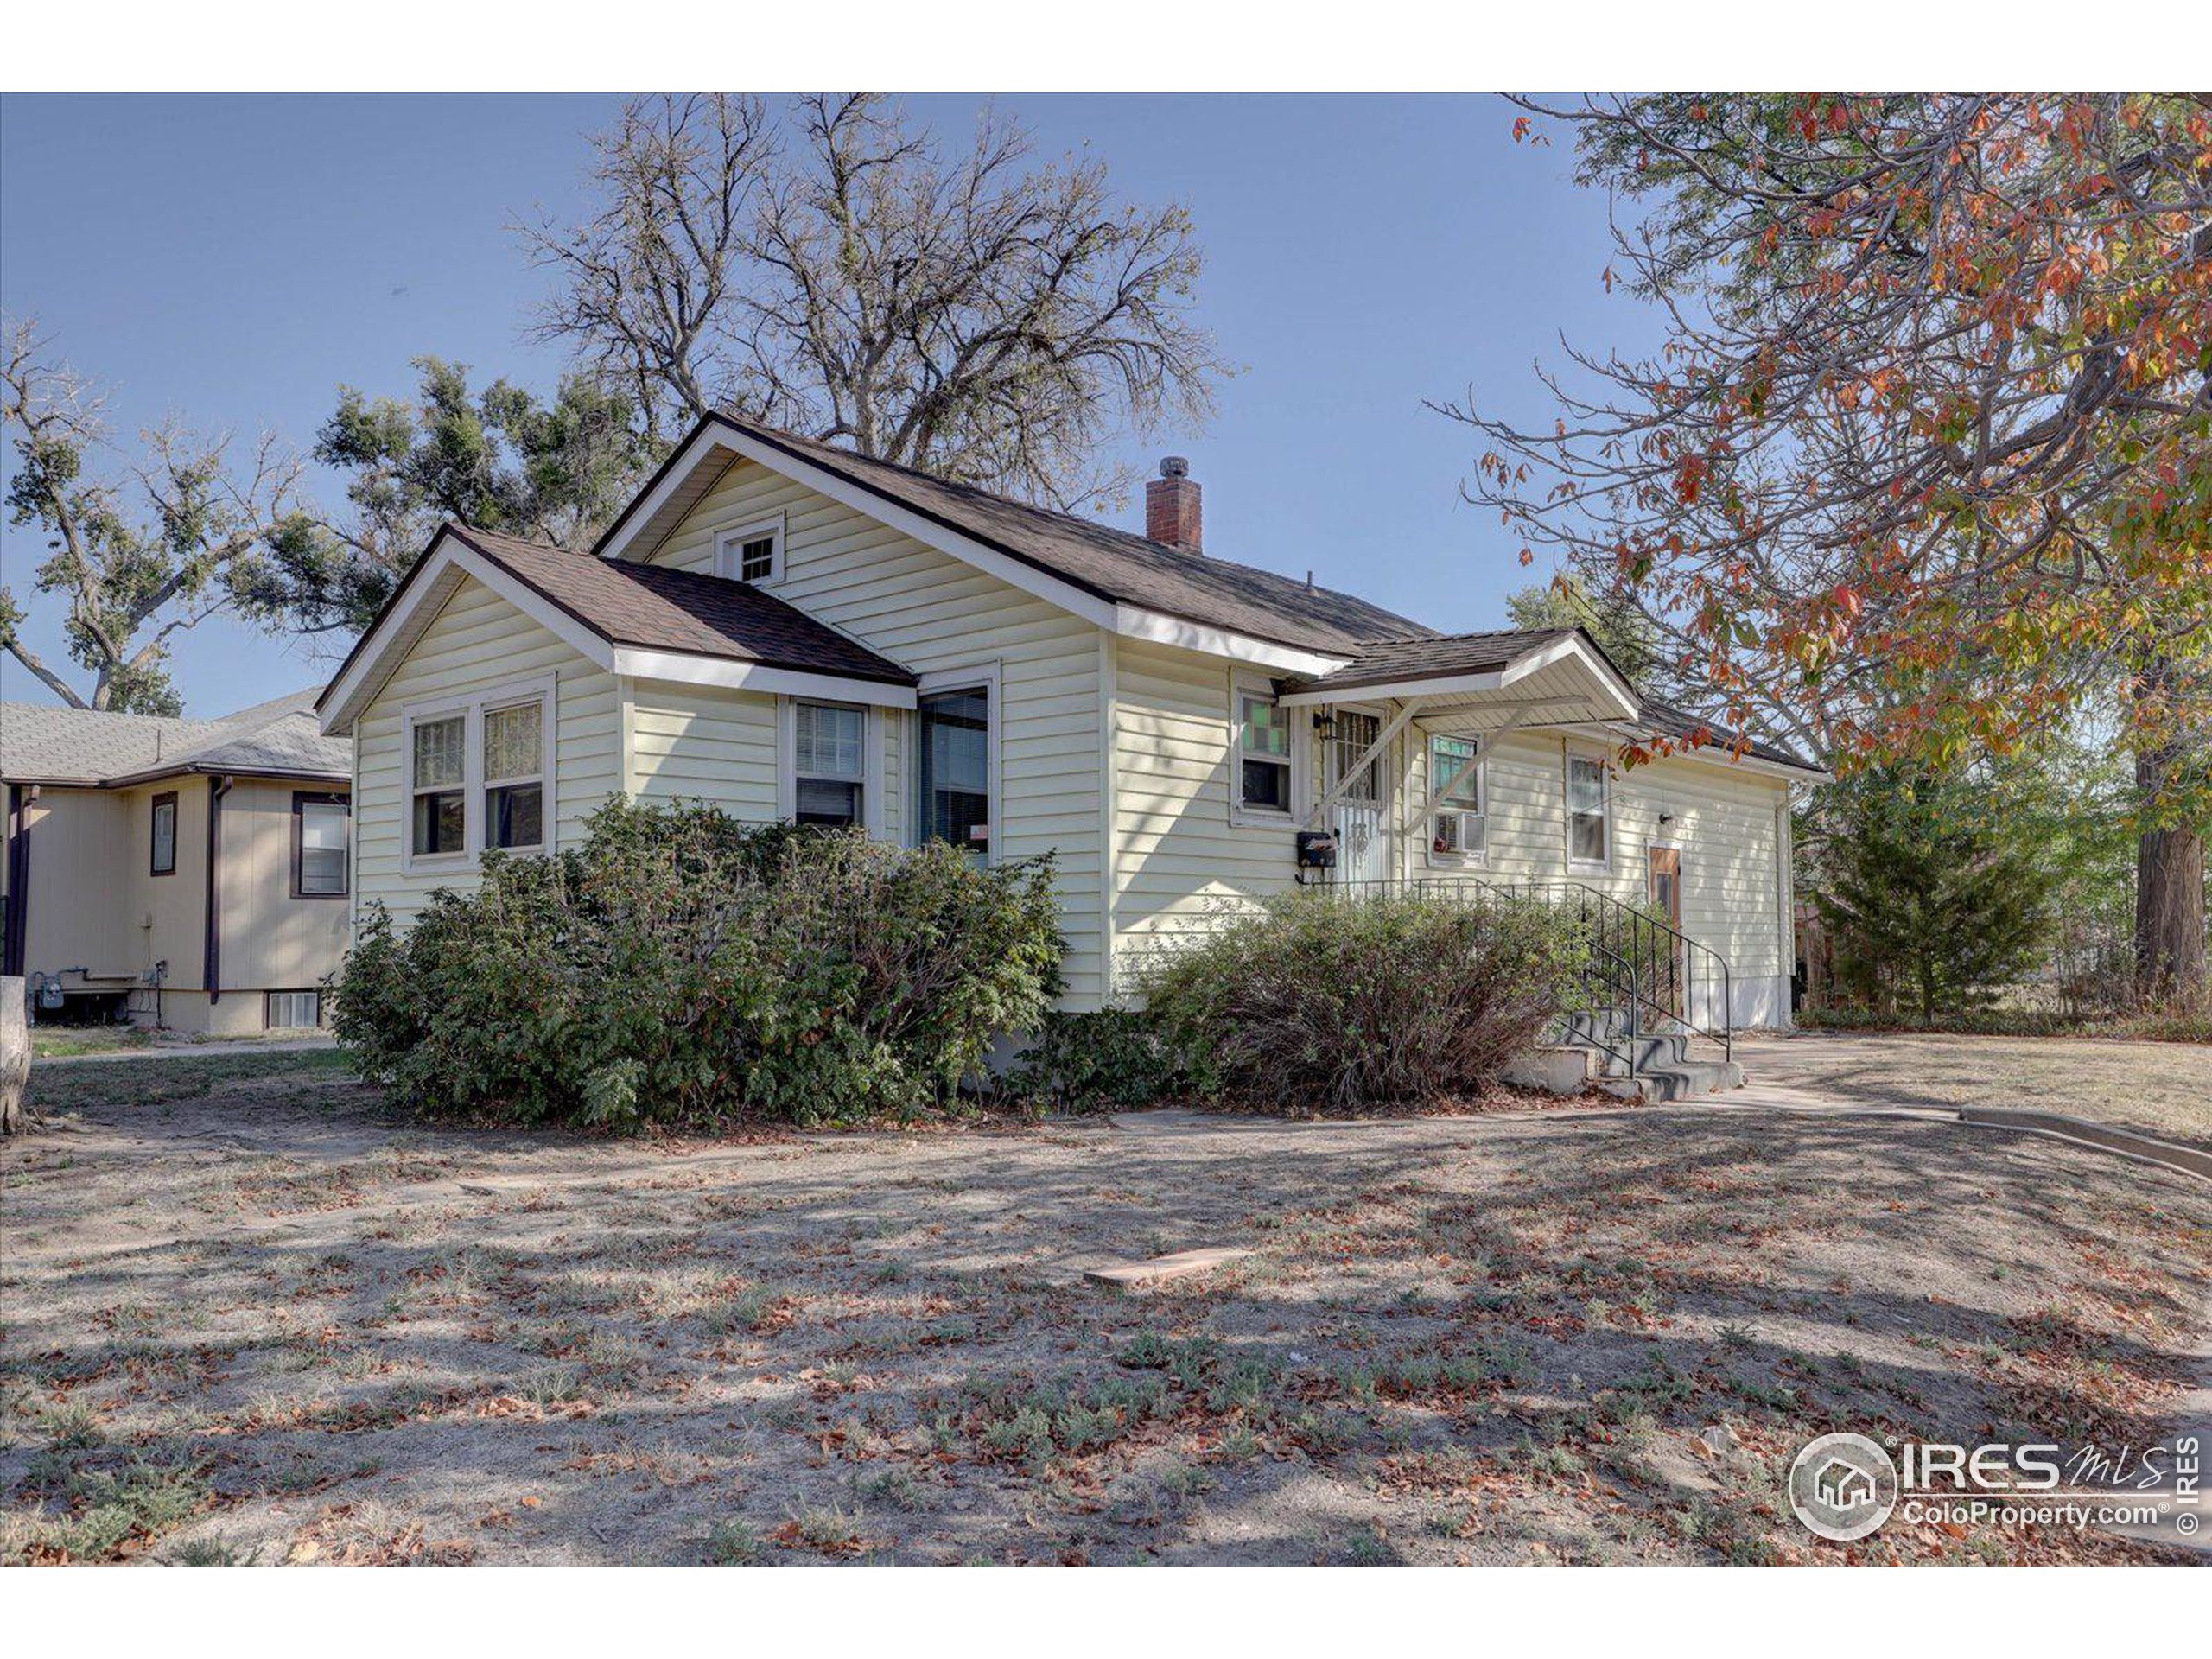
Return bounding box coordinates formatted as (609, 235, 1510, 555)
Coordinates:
(1738, 1031, 2212, 1156)
(3, 1058, 2209, 1565)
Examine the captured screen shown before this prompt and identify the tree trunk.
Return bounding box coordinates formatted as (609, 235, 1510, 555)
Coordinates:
(2136, 821, 2206, 1001)
(1, 976, 27, 1136)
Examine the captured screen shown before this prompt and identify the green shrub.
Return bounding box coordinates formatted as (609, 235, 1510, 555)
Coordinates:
(1002, 1008, 1184, 1110)
(1138, 888, 1586, 1110)
(333, 799, 1064, 1129)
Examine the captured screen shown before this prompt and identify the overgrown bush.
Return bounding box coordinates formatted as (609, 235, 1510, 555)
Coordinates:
(1002, 1008, 1185, 1111)
(1138, 889, 1588, 1110)
(333, 800, 1064, 1129)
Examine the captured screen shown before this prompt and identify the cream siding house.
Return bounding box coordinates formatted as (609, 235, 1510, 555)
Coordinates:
(2, 690, 353, 1034)
(320, 413, 1823, 1032)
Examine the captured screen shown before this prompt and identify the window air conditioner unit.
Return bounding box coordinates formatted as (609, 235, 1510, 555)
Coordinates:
(1433, 810, 1484, 856)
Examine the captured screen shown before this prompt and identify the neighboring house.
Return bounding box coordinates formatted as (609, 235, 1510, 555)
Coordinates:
(1, 690, 353, 1034)
(317, 412, 1825, 1027)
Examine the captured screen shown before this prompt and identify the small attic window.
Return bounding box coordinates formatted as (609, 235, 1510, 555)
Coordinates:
(716, 517, 784, 584)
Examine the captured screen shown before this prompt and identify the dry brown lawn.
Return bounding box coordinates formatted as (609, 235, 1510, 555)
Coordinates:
(3, 1051, 2208, 1566)
(1737, 1031, 2212, 1154)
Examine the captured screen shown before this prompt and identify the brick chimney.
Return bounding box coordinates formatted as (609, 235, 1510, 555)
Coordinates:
(1146, 456, 1202, 554)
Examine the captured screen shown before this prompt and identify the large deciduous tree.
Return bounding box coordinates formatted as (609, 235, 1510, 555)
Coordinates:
(1452, 94, 2212, 997)
(314, 356, 656, 625)
(517, 93, 1230, 507)
(2, 319, 348, 715)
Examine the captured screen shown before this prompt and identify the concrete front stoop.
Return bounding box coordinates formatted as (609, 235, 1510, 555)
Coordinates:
(1505, 1008, 1745, 1103)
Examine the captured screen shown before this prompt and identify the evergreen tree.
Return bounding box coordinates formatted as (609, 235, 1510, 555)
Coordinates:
(1814, 770, 2053, 1021)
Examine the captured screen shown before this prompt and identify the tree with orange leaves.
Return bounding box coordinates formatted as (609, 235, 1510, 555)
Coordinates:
(1452, 93, 2212, 996)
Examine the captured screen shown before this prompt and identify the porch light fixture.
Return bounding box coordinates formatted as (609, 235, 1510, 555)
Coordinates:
(1312, 711, 1338, 742)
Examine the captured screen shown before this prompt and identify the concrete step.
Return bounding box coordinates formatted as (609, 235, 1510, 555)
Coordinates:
(1598, 1058, 1746, 1102)
(1585, 1033, 1695, 1077)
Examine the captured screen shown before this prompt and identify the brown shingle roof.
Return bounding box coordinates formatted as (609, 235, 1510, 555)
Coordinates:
(1277, 628, 1582, 695)
(452, 525, 915, 686)
(647, 414, 1434, 656)
(1637, 697, 1821, 773)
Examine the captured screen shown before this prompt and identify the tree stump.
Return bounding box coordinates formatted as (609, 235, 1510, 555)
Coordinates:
(1, 976, 28, 1136)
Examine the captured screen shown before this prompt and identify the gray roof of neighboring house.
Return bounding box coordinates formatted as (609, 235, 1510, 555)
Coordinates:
(0, 688, 350, 788)
(454, 524, 915, 685)
(626, 413, 1437, 655)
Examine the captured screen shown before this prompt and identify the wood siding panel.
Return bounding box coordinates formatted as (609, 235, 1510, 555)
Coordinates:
(643, 459, 1106, 1004)
(353, 575, 620, 928)
(215, 779, 353, 997)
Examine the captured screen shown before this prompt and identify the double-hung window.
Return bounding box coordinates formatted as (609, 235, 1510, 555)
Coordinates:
(1429, 734, 1484, 858)
(1567, 752, 1611, 869)
(293, 793, 351, 897)
(792, 701, 867, 828)
(1235, 683, 1294, 819)
(482, 697, 545, 850)
(917, 684, 991, 860)
(410, 715, 467, 857)
(405, 677, 554, 866)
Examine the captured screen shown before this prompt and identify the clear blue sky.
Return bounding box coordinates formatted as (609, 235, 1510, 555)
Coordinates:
(0, 93, 1654, 715)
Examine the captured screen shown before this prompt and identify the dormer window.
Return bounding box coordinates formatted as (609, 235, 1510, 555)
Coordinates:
(716, 517, 785, 584)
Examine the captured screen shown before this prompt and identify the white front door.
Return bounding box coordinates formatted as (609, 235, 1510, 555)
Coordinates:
(1327, 708, 1390, 885)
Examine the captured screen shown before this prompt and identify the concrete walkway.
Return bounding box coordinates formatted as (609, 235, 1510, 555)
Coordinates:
(37, 1035, 339, 1065)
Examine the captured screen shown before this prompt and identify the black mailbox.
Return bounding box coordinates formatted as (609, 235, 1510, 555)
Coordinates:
(1295, 830, 1338, 870)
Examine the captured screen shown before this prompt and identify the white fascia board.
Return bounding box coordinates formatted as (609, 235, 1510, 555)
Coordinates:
(602, 419, 1362, 677)
(1498, 633, 1643, 719)
(317, 535, 617, 735)
(602, 421, 1121, 631)
(611, 648, 918, 710)
(1281, 670, 1504, 708)
(1113, 605, 1350, 677)
(1642, 743, 1830, 784)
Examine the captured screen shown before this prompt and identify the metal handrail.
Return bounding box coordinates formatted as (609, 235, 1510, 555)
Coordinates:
(1487, 878, 1732, 1065)
(1310, 874, 1733, 1074)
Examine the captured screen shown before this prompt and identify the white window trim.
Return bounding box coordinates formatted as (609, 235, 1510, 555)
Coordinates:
(1566, 744, 1613, 874)
(1230, 673, 1303, 828)
(778, 696, 885, 837)
(715, 513, 786, 585)
(1423, 730, 1487, 869)
(401, 673, 558, 874)
(912, 664, 1001, 865)
(266, 989, 324, 1030)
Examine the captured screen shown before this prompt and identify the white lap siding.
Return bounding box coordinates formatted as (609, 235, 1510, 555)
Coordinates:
(639, 459, 1106, 1006)
(626, 684, 780, 817)
(1109, 639, 1307, 997)
(1103, 677, 1795, 1026)
(1406, 728, 1793, 1027)
(353, 575, 620, 928)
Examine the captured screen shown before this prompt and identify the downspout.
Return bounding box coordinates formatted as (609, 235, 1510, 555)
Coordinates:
(3, 784, 34, 978)
(204, 774, 233, 1006)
